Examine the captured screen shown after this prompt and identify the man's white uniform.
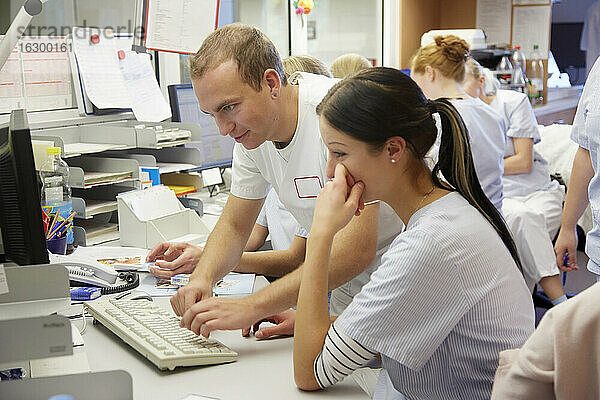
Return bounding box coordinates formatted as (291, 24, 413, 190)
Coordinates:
(230, 72, 403, 314)
(256, 188, 306, 251)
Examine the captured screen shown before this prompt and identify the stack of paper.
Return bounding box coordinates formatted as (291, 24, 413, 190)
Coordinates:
(83, 171, 132, 186)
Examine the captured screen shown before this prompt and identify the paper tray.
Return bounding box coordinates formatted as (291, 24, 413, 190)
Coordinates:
(117, 190, 210, 249)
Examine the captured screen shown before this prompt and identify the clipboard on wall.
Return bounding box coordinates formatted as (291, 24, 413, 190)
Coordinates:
(140, 0, 220, 55)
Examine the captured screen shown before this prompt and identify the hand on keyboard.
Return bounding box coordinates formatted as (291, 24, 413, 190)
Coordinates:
(85, 298, 237, 370)
(181, 296, 262, 338)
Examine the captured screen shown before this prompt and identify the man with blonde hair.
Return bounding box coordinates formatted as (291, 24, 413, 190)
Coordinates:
(147, 23, 401, 340)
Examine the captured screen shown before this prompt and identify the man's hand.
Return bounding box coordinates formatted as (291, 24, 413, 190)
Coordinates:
(242, 309, 296, 339)
(170, 279, 214, 316)
(554, 227, 579, 272)
(146, 242, 203, 279)
(180, 297, 262, 338)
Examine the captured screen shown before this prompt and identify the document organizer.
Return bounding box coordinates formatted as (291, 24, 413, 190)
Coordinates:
(117, 186, 210, 249)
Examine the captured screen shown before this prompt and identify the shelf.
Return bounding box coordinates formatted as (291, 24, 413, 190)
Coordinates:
(67, 157, 140, 189)
(73, 198, 118, 219)
(73, 222, 119, 247)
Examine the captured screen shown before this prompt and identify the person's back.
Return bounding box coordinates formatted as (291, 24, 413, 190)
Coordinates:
(451, 97, 506, 210)
(337, 192, 533, 399)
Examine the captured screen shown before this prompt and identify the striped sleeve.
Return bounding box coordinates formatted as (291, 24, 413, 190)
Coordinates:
(314, 322, 378, 389)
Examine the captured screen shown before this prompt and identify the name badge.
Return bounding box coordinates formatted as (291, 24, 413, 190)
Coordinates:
(294, 176, 323, 199)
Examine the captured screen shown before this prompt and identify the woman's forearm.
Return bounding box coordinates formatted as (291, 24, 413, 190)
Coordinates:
(294, 231, 334, 390)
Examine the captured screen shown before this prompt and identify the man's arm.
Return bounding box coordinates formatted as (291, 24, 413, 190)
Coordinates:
(234, 235, 306, 277)
(554, 146, 594, 270)
(244, 224, 269, 252)
(179, 202, 379, 334)
(504, 138, 534, 175)
(170, 194, 264, 315)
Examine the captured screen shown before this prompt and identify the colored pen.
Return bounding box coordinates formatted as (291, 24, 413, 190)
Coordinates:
(563, 253, 569, 286)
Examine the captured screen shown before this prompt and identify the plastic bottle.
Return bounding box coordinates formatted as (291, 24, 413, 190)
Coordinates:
(496, 55, 513, 88)
(511, 46, 527, 92)
(526, 44, 544, 105)
(40, 147, 74, 254)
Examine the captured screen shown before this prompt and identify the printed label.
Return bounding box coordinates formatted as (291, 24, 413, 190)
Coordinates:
(294, 176, 323, 199)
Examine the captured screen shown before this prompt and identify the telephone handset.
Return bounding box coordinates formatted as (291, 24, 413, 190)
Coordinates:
(50, 253, 118, 287)
(64, 262, 118, 287)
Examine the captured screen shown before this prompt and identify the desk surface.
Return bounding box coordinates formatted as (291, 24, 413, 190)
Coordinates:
(82, 286, 367, 400)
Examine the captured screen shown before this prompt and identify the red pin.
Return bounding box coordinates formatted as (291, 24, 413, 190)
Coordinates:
(90, 34, 100, 44)
(118, 50, 126, 60)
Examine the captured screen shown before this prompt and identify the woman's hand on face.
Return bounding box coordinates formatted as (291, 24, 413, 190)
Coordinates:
(313, 163, 365, 236)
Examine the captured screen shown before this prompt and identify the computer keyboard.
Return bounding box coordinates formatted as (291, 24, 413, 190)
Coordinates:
(85, 298, 237, 370)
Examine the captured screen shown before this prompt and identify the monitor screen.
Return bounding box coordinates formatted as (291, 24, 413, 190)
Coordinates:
(0, 109, 49, 265)
(168, 84, 235, 169)
(550, 23, 586, 70)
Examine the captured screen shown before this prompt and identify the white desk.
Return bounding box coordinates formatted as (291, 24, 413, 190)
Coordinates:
(81, 280, 368, 400)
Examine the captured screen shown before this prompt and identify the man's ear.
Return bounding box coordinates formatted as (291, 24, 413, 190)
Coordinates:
(387, 136, 407, 162)
(264, 68, 282, 98)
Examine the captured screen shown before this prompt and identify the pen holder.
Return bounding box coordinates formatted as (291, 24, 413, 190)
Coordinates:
(46, 236, 68, 255)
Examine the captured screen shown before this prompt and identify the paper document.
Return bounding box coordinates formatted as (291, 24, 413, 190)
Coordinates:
(119, 51, 171, 122)
(64, 142, 126, 156)
(0, 36, 73, 114)
(145, 0, 219, 54)
(512, 5, 551, 59)
(84, 200, 118, 216)
(139, 275, 178, 297)
(72, 27, 131, 109)
(171, 273, 255, 296)
(83, 171, 133, 186)
(476, 0, 512, 45)
(123, 185, 183, 221)
(54, 246, 149, 271)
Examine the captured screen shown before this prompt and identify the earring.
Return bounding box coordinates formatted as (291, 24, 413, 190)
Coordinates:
(391, 159, 396, 164)
(273, 93, 278, 98)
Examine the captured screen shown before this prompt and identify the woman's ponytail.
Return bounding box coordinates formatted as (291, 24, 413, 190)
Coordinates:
(431, 98, 523, 272)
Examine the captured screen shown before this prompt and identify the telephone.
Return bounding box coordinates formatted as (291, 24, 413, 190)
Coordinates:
(50, 253, 118, 287)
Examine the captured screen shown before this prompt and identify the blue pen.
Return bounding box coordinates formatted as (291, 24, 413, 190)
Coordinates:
(563, 253, 569, 286)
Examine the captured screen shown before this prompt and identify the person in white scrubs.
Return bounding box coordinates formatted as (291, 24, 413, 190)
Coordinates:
(555, 56, 600, 280)
(582, 0, 600, 77)
(410, 35, 506, 212)
(243, 55, 333, 255)
(147, 23, 402, 339)
(492, 59, 600, 399)
(463, 58, 567, 306)
(292, 67, 534, 399)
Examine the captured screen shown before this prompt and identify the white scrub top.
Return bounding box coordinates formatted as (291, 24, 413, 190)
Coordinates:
(451, 97, 506, 211)
(571, 57, 600, 275)
(230, 72, 404, 312)
(256, 188, 304, 251)
(490, 89, 557, 198)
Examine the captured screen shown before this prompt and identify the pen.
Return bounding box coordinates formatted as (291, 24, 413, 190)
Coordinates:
(563, 253, 569, 286)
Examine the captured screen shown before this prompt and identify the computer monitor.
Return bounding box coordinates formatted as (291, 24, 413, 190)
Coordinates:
(0, 109, 49, 265)
(551, 23, 586, 71)
(168, 84, 235, 170)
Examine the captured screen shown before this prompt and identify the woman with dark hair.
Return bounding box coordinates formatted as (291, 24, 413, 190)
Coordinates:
(292, 67, 534, 399)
